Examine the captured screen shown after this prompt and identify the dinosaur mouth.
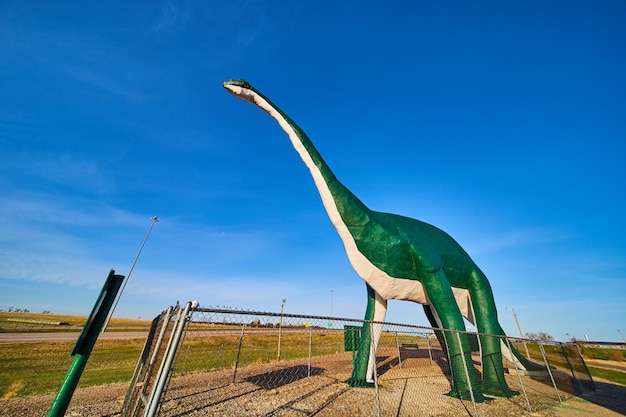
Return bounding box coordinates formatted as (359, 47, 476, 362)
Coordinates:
(224, 79, 251, 89)
(223, 79, 256, 103)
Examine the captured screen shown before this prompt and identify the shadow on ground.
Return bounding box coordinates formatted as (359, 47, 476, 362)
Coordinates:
(245, 365, 325, 389)
(532, 370, 626, 416)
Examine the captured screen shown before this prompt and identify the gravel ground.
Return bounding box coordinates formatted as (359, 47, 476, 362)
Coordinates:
(2, 352, 624, 417)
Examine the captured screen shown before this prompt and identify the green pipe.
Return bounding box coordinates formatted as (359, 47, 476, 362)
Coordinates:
(47, 270, 124, 417)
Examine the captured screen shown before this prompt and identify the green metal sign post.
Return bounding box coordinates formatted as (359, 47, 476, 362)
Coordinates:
(47, 269, 125, 417)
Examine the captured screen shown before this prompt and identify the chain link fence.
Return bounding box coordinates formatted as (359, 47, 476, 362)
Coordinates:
(121, 306, 176, 417)
(121, 303, 595, 417)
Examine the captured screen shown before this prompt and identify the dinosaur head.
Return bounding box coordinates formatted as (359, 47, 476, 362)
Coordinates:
(223, 79, 258, 104)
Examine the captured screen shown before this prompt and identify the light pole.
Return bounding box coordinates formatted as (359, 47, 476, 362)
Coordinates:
(103, 216, 159, 332)
(619, 329, 626, 344)
(330, 289, 333, 317)
(506, 307, 530, 359)
(277, 299, 286, 361)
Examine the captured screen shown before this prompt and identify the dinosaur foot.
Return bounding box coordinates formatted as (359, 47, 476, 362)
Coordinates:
(345, 377, 375, 388)
(445, 389, 487, 403)
(482, 386, 519, 398)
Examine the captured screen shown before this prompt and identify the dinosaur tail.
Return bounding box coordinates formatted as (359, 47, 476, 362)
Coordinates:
(497, 324, 546, 371)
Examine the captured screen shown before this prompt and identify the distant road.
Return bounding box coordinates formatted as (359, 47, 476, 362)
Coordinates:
(0, 331, 148, 343)
(0, 328, 334, 343)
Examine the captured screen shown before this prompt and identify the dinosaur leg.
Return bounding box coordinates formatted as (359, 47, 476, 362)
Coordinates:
(347, 283, 387, 387)
(467, 270, 518, 397)
(422, 271, 485, 402)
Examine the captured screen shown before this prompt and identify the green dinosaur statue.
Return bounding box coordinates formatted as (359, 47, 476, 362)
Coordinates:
(224, 79, 538, 401)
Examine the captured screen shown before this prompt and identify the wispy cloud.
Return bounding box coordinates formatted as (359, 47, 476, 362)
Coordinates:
(0, 191, 139, 287)
(466, 226, 573, 255)
(154, 0, 193, 32)
(2, 151, 116, 195)
(0, 190, 136, 231)
(0, 248, 112, 289)
(0, 184, 270, 292)
(0, 13, 148, 102)
(125, 269, 297, 304)
(61, 65, 148, 103)
(148, 1, 303, 70)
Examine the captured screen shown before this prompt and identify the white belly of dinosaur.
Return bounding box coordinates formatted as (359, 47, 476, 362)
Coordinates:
(337, 224, 474, 323)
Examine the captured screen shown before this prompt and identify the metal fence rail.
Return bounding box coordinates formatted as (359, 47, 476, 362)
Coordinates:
(121, 304, 595, 417)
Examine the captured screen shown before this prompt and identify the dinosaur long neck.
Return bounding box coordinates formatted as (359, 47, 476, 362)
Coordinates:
(249, 89, 371, 231)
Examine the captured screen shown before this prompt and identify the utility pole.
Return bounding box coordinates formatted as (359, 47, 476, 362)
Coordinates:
(277, 299, 286, 361)
(506, 307, 530, 359)
(102, 216, 159, 332)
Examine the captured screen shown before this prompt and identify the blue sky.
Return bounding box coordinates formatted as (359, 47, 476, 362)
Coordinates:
(1, 1, 624, 342)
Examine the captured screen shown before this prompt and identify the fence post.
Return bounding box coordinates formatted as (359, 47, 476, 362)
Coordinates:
(538, 342, 562, 403)
(144, 301, 192, 417)
(574, 343, 596, 392)
(308, 326, 313, 377)
(476, 330, 483, 375)
(426, 333, 433, 366)
(233, 324, 246, 383)
(277, 302, 285, 361)
(370, 322, 381, 417)
(395, 332, 402, 369)
(455, 332, 478, 417)
(560, 342, 584, 394)
(504, 336, 532, 413)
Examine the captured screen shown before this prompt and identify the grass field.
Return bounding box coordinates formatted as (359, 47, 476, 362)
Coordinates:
(0, 330, 346, 399)
(0, 339, 145, 399)
(0, 312, 151, 332)
(1, 314, 624, 400)
(0, 312, 151, 399)
(524, 342, 626, 386)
